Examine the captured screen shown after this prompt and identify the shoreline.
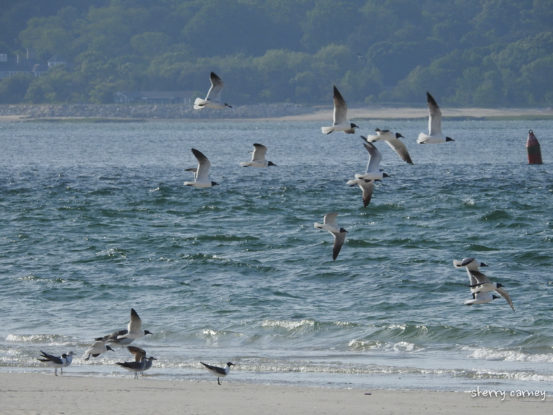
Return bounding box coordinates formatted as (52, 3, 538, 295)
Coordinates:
(1, 373, 551, 415)
(0, 104, 552, 123)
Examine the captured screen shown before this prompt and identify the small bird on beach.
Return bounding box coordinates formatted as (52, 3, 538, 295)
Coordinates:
(453, 258, 515, 311)
(184, 148, 218, 188)
(194, 72, 232, 110)
(365, 128, 413, 164)
(83, 340, 114, 360)
(314, 212, 348, 261)
(37, 350, 74, 376)
(240, 143, 276, 168)
(355, 138, 389, 181)
(321, 86, 359, 135)
(201, 361, 234, 385)
(417, 92, 455, 144)
(95, 308, 152, 346)
(116, 346, 157, 379)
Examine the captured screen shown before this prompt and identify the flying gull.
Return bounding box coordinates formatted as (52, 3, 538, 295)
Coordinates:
(95, 308, 152, 346)
(184, 148, 219, 188)
(365, 128, 413, 164)
(240, 143, 276, 168)
(417, 92, 455, 144)
(314, 212, 348, 260)
(194, 72, 232, 109)
(83, 340, 114, 360)
(355, 138, 389, 181)
(321, 86, 359, 135)
(453, 258, 515, 311)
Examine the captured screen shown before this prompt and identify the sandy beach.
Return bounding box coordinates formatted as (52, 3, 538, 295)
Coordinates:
(1, 373, 551, 415)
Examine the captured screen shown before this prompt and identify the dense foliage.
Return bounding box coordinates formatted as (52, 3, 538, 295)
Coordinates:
(1, 0, 552, 106)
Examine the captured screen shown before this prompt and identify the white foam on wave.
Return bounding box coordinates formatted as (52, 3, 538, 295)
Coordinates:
(464, 346, 553, 363)
(261, 319, 315, 330)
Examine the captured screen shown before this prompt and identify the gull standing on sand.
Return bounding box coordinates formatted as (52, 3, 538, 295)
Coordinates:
(184, 148, 218, 188)
(417, 92, 455, 144)
(240, 143, 276, 167)
(116, 346, 157, 379)
(201, 361, 234, 385)
(321, 86, 359, 135)
(453, 258, 515, 311)
(83, 340, 114, 360)
(314, 213, 348, 261)
(95, 308, 152, 346)
(193, 72, 232, 109)
(365, 128, 413, 164)
(38, 350, 74, 376)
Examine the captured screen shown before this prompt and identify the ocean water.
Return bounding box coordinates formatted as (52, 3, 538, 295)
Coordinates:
(1, 118, 552, 392)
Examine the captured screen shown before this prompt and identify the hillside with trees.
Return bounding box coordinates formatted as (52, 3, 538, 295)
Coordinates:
(1, 0, 552, 106)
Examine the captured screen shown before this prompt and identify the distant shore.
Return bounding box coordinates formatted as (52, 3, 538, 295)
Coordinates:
(1, 373, 551, 415)
(0, 103, 551, 122)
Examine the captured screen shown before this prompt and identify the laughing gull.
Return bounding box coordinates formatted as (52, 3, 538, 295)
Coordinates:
(193, 72, 232, 109)
(321, 86, 359, 134)
(417, 92, 455, 144)
(95, 308, 152, 346)
(240, 143, 276, 167)
(83, 340, 114, 360)
(314, 212, 348, 260)
(346, 176, 374, 207)
(355, 138, 389, 181)
(453, 258, 515, 311)
(201, 361, 234, 385)
(184, 148, 218, 188)
(38, 350, 74, 376)
(116, 346, 157, 379)
(365, 128, 413, 164)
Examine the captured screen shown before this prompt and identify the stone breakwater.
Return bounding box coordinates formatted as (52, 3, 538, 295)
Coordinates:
(0, 103, 311, 120)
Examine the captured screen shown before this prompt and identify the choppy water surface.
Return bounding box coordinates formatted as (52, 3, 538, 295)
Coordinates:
(1, 118, 552, 392)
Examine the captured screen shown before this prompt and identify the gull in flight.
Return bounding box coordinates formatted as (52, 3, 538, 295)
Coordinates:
(355, 138, 389, 181)
(83, 340, 114, 360)
(184, 148, 219, 188)
(365, 128, 413, 164)
(201, 361, 234, 385)
(314, 212, 348, 260)
(194, 72, 232, 109)
(38, 351, 74, 376)
(321, 86, 359, 135)
(417, 92, 455, 144)
(240, 143, 276, 167)
(116, 346, 157, 379)
(95, 308, 152, 346)
(453, 258, 515, 311)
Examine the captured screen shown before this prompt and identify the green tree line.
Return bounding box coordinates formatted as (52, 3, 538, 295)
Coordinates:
(1, 0, 552, 106)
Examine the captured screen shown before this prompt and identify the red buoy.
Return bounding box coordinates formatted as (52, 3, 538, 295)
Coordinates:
(526, 130, 543, 164)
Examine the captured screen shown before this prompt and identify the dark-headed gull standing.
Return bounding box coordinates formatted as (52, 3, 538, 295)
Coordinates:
(314, 213, 348, 260)
(116, 346, 157, 379)
(193, 72, 232, 110)
(321, 86, 359, 135)
(38, 350, 74, 376)
(417, 92, 455, 144)
(201, 361, 234, 385)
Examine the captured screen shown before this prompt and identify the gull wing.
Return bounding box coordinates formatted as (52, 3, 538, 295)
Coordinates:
(127, 346, 147, 362)
(323, 212, 338, 227)
(205, 72, 224, 101)
(191, 148, 211, 183)
(360, 179, 374, 207)
(127, 308, 142, 334)
(332, 86, 348, 125)
(362, 141, 382, 173)
(468, 270, 491, 288)
(426, 92, 442, 136)
(252, 143, 268, 162)
(495, 286, 515, 311)
(385, 137, 413, 165)
(332, 231, 346, 260)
